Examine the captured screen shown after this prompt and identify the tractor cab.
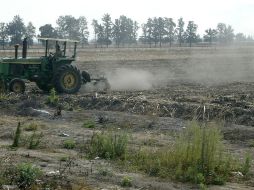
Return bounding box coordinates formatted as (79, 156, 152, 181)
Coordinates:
(38, 38, 78, 59)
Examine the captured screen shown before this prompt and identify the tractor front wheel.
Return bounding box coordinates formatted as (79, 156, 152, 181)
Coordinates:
(9, 78, 25, 93)
(0, 79, 6, 93)
(54, 65, 81, 94)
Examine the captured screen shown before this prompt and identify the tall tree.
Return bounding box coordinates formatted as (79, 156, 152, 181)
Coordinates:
(184, 21, 198, 47)
(224, 25, 234, 44)
(176, 17, 185, 47)
(56, 15, 80, 39)
(235, 33, 246, 42)
(132, 21, 139, 44)
(25, 22, 36, 47)
(78, 16, 89, 47)
(97, 24, 105, 47)
(164, 18, 176, 47)
(146, 18, 153, 48)
(117, 15, 139, 46)
(112, 19, 121, 47)
(217, 23, 234, 44)
(151, 18, 159, 47)
(92, 19, 99, 47)
(203, 28, 217, 45)
(39, 24, 58, 38)
(102, 13, 112, 47)
(139, 24, 148, 44)
(7, 15, 26, 45)
(155, 17, 166, 47)
(0, 23, 8, 49)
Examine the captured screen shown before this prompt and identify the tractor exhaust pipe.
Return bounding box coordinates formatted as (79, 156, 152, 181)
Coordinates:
(22, 37, 28, 58)
(14, 44, 19, 59)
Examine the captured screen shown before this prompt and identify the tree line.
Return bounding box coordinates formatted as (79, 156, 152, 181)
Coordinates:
(0, 14, 253, 49)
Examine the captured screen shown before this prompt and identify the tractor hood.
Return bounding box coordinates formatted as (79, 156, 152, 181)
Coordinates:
(0, 57, 42, 64)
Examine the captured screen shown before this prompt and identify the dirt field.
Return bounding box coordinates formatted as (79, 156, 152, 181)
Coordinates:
(0, 46, 254, 189)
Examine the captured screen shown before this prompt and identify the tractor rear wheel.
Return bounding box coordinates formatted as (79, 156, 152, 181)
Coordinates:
(54, 65, 81, 94)
(9, 78, 25, 93)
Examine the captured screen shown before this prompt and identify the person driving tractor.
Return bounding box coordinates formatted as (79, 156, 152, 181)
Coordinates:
(55, 43, 62, 57)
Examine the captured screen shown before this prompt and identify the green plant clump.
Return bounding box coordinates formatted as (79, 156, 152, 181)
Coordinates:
(46, 88, 59, 106)
(63, 139, 76, 149)
(16, 163, 42, 189)
(88, 131, 128, 160)
(12, 122, 22, 148)
(82, 120, 96, 129)
(24, 123, 38, 131)
(28, 132, 43, 149)
(128, 121, 250, 185)
(1, 163, 42, 189)
(121, 176, 132, 187)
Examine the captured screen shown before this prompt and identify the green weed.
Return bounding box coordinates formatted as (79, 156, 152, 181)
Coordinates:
(63, 139, 76, 149)
(28, 132, 43, 149)
(46, 88, 59, 106)
(121, 176, 132, 187)
(24, 123, 38, 131)
(82, 120, 96, 129)
(12, 122, 22, 148)
(87, 131, 128, 160)
(128, 121, 249, 185)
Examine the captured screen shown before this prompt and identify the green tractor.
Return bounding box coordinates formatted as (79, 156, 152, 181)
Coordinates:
(0, 37, 93, 94)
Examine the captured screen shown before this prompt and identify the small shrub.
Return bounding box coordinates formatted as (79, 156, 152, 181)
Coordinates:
(0, 93, 8, 101)
(82, 120, 96, 129)
(128, 121, 246, 185)
(12, 122, 22, 148)
(59, 156, 68, 162)
(63, 139, 76, 149)
(241, 153, 251, 176)
(121, 176, 132, 187)
(24, 123, 38, 131)
(15, 163, 42, 189)
(87, 131, 128, 160)
(248, 140, 254, 147)
(46, 88, 59, 106)
(28, 132, 43, 149)
(98, 167, 113, 177)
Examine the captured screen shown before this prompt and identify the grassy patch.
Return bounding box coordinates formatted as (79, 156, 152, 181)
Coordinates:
(82, 120, 96, 129)
(1, 163, 42, 189)
(127, 121, 251, 185)
(24, 123, 38, 131)
(28, 132, 43, 149)
(87, 131, 128, 160)
(63, 139, 76, 149)
(121, 176, 132, 187)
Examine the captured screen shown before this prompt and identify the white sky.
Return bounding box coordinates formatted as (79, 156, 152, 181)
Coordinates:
(1, 0, 254, 37)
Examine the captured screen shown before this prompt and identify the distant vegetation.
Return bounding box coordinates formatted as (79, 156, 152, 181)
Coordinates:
(0, 14, 253, 49)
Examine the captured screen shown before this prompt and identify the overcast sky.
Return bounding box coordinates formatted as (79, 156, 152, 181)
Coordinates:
(1, 0, 254, 37)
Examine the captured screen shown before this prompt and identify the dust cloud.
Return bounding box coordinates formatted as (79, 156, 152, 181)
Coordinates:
(105, 68, 169, 90)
